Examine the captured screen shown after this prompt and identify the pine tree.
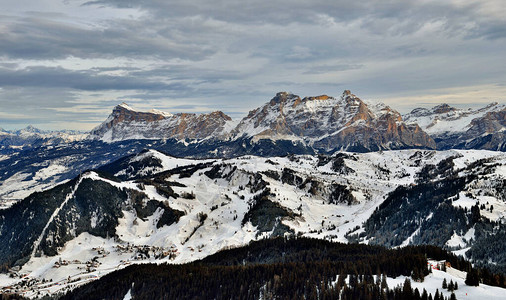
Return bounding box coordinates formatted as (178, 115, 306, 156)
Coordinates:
(448, 280, 454, 292)
(414, 288, 421, 299)
(454, 281, 458, 290)
(381, 274, 388, 290)
(442, 278, 447, 289)
(450, 292, 457, 300)
(465, 269, 480, 286)
(402, 278, 413, 298)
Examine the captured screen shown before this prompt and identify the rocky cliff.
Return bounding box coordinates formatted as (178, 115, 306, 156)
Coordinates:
(89, 103, 234, 142)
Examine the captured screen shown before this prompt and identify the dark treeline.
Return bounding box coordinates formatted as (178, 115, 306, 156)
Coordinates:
(0, 294, 28, 300)
(59, 237, 471, 300)
(60, 263, 448, 300)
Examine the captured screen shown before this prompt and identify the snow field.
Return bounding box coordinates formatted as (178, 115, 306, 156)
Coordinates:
(0, 149, 504, 297)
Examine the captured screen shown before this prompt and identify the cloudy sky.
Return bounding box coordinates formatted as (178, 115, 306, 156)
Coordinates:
(1, 0, 505, 130)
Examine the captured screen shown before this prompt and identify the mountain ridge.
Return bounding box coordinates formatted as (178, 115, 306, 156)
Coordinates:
(89, 90, 437, 152)
(2, 92, 503, 153)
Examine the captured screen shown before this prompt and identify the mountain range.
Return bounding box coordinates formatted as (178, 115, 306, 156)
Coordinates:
(0, 126, 86, 151)
(0, 90, 505, 299)
(2, 90, 504, 155)
(88, 90, 436, 152)
(87, 90, 504, 152)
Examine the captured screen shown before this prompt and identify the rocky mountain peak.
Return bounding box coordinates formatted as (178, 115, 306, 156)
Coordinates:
(269, 92, 301, 106)
(19, 125, 42, 134)
(407, 107, 430, 117)
(87, 90, 437, 152)
(403, 102, 505, 150)
(432, 103, 457, 114)
(90, 104, 234, 142)
(465, 109, 506, 140)
(117, 102, 134, 111)
(110, 103, 166, 125)
(209, 110, 233, 121)
(231, 90, 435, 151)
(341, 90, 364, 107)
(302, 95, 331, 102)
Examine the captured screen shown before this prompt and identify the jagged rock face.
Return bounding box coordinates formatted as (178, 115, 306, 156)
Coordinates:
(89, 104, 233, 142)
(460, 110, 506, 151)
(101, 104, 166, 129)
(172, 111, 232, 139)
(233, 90, 435, 151)
(466, 110, 505, 136)
(432, 103, 457, 114)
(404, 102, 505, 150)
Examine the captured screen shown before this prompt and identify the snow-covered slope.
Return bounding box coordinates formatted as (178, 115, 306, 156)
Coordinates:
(0, 149, 504, 297)
(387, 262, 506, 300)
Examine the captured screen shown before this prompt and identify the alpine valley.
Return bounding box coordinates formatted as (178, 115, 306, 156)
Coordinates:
(0, 91, 505, 299)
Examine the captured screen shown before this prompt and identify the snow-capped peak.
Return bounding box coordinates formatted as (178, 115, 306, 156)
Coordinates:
(18, 125, 43, 134)
(118, 102, 135, 111)
(149, 108, 173, 117)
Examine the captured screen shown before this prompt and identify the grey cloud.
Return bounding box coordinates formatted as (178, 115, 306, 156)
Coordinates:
(0, 63, 18, 68)
(169, 105, 197, 110)
(0, 16, 215, 60)
(302, 64, 363, 75)
(0, 87, 80, 127)
(0, 86, 77, 109)
(83, 0, 506, 40)
(468, 20, 506, 40)
(0, 66, 183, 91)
(130, 65, 248, 83)
(82, 0, 366, 24)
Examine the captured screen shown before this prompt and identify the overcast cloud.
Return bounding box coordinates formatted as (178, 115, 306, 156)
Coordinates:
(0, 0, 505, 130)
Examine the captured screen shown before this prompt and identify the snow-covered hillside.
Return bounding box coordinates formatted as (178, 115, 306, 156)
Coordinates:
(387, 261, 506, 300)
(0, 149, 504, 298)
